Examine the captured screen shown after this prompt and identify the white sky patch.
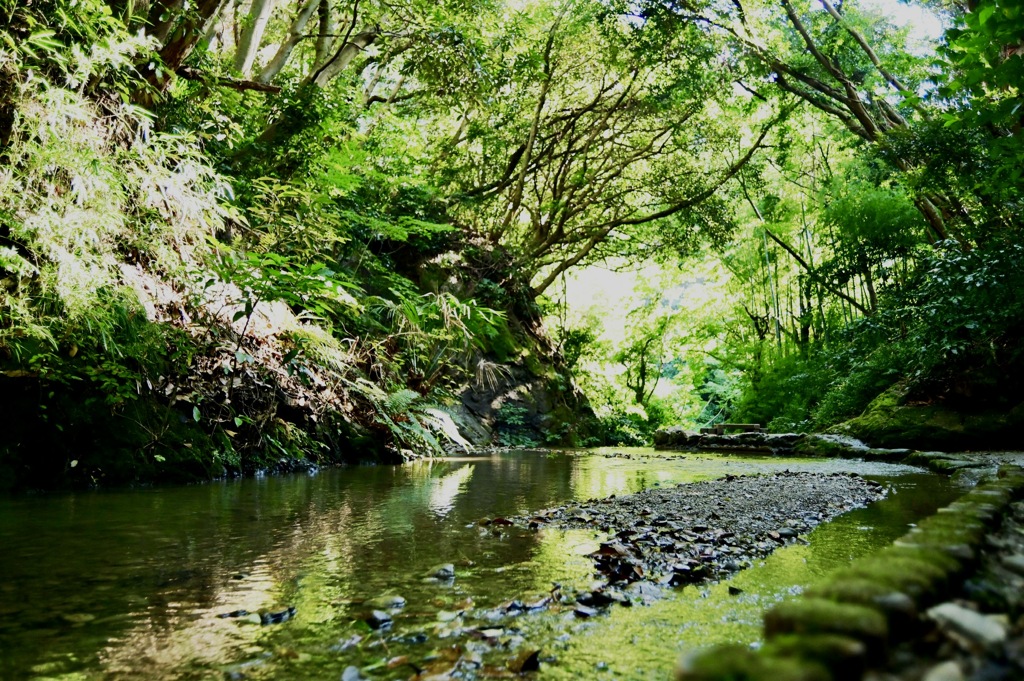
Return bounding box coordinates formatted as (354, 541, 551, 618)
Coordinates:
(863, 0, 945, 47)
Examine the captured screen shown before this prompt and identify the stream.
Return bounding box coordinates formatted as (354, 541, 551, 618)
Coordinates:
(0, 448, 959, 680)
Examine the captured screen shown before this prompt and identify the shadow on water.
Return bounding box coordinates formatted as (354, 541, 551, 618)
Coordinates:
(0, 449, 957, 679)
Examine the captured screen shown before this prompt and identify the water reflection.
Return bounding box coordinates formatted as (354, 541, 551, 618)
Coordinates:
(0, 450, 952, 680)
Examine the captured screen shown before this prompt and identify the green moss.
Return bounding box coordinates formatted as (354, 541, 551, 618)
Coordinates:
(831, 556, 946, 602)
(676, 645, 831, 681)
(761, 634, 867, 681)
(833, 382, 1024, 450)
(878, 545, 966, 576)
(805, 578, 917, 632)
(764, 598, 888, 663)
(927, 458, 989, 473)
(938, 500, 1000, 522)
(961, 487, 1012, 506)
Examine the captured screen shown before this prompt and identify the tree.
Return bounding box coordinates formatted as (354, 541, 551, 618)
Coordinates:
(434, 0, 781, 296)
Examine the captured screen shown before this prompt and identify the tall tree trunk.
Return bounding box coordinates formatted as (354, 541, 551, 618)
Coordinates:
(256, 0, 320, 84)
(314, 0, 336, 68)
(306, 29, 378, 87)
(234, 0, 276, 76)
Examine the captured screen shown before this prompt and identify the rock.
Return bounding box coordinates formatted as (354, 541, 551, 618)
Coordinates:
(365, 595, 406, 610)
(1001, 553, 1024, 577)
(764, 598, 888, 663)
(574, 604, 599, 618)
(365, 609, 393, 630)
(428, 563, 456, 580)
(260, 606, 296, 625)
(761, 633, 867, 681)
(218, 609, 250, 619)
(625, 582, 663, 602)
(728, 586, 744, 596)
(921, 660, 964, 681)
(777, 527, 799, 539)
(508, 649, 541, 673)
(927, 602, 1008, 651)
(342, 666, 368, 681)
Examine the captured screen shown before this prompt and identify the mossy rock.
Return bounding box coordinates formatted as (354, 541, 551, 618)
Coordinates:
(903, 521, 986, 548)
(878, 545, 966, 576)
(831, 555, 948, 602)
(961, 487, 1013, 506)
(806, 579, 918, 633)
(832, 382, 1024, 450)
(937, 500, 1001, 522)
(996, 465, 1024, 488)
(764, 598, 888, 663)
(676, 644, 830, 681)
(761, 634, 867, 681)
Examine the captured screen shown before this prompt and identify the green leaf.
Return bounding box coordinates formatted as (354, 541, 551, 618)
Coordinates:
(978, 5, 996, 26)
(193, 406, 201, 422)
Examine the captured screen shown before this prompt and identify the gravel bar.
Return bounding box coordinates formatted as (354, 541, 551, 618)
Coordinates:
(492, 471, 887, 594)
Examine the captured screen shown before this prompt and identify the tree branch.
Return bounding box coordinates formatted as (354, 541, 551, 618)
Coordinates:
(176, 67, 283, 93)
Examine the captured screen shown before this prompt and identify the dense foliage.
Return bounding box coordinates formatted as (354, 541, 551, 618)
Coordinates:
(1, 0, 1022, 486)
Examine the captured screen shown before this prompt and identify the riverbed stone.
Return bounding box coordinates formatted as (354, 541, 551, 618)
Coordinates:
(365, 610, 393, 630)
(427, 563, 456, 580)
(764, 599, 888, 663)
(927, 602, 1008, 651)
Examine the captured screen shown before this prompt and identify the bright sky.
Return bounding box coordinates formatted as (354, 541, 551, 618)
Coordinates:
(864, 0, 945, 45)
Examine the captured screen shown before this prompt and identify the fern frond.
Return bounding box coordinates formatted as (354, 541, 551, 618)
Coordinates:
(383, 388, 421, 415)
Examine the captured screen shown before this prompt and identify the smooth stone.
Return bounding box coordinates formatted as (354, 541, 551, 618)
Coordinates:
(777, 527, 798, 539)
(921, 660, 964, 681)
(574, 604, 599, 618)
(365, 610, 393, 630)
(927, 602, 1008, 650)
(342, 666, 368, 681)
(428, 563, 456, 580)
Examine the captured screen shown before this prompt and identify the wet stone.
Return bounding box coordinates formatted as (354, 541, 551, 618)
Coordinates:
(365, 609, 393, 631)
(427, 563, 456, 580)
(260, 606, 296, 625)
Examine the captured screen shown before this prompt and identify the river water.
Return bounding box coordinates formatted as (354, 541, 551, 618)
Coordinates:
(0, 448, 958, 680)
